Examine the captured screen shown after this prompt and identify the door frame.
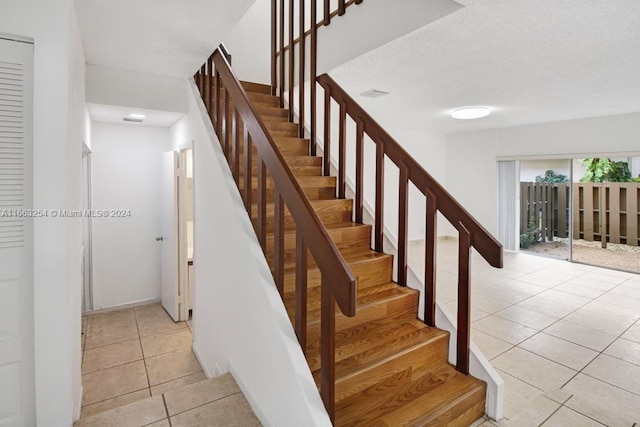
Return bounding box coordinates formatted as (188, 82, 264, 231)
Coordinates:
(176, 141, 193, 321)
(82, 145, 94, 312)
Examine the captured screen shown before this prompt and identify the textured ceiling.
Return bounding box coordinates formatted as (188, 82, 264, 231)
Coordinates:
(75, 0, 255, 79)
(331, 0, 640, 134)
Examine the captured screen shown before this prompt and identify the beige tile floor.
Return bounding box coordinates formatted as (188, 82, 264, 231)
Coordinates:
(410, 238, 640, 426)
(79, 303, 261, 426)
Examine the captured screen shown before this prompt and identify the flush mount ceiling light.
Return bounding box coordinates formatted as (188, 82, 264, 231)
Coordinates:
(451, 106, 491, 120)
(361, 89, 390, 98)
(123, 113, 146, 123)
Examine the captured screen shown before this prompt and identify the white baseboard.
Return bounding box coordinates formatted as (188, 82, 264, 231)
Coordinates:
(82, 297, 161, 316)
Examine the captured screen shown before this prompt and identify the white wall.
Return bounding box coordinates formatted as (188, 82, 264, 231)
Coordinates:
(0, 0, 86, 424)
(91, 122, 170, 309)
(447, 112, 640, 237)
(171, 81, 331, 427)
(223, 0, 271, 84)
(87, 65, 187, 113)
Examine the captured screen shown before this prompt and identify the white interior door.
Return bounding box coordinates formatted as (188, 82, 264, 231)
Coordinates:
(0, 37, 35, 427)
(160, 151, 180, 321)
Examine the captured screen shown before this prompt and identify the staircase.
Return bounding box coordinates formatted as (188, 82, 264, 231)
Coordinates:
(234, 80, 488, 426)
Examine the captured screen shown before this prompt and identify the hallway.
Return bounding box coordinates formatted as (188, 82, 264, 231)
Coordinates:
(78, 303, 260, 426)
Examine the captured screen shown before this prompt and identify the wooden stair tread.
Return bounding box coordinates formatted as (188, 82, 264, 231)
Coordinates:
(279, 247, 392, 277)
(255, 104, 289, 118)
(241, 80, 271, 95)
(283, 282, 412, 321)
(240, 175, 335, 189)
(247, 92, 279, 106)
(311, 321, 448, 381)
(336, 364, 485, 427)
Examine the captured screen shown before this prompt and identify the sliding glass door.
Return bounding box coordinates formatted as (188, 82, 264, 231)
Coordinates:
(500, 157, 640, 273)
(518, 160, 572, 260)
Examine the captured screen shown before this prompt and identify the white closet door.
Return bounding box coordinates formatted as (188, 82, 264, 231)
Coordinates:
(0, 37, 35, 427)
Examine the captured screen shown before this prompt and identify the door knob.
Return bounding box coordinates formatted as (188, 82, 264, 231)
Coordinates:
(156, 236, 164, 242)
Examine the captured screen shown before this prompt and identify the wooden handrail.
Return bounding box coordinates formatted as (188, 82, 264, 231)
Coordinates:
(317, 74, 503, 269)
(316, 73, 503, 375)
(212, 50, 357, 315)
(196, 47, 358, 420)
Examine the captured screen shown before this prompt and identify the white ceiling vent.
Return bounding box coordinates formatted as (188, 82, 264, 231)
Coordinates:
(361, 89, 389, 98)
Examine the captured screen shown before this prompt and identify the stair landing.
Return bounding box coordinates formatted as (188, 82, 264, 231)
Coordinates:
(78, 303, 261, 426)
(75, 373, 260, 427)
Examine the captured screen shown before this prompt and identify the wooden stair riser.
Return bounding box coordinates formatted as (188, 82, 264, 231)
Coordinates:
(265, 225, 372, 269)
(230, 136, 309, 158)
(334, 364, 478, 426)
(283, 253, 393, 292)
(240, 176, 336, 203)
(250, 199, 353, 233)
(371, 375, 486, 427)
(247, 92, 280, 107)
(330, 333, 450, 404)
(302, 291, 420, 344)
(307, 333, 455, 388)
(240, 162, 322, 178)
(240, 81, 272, 95)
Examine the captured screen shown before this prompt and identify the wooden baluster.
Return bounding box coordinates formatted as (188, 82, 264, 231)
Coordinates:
(274, 190, 285, 296)
(234, 110, 241, 183)
(355, 120, 364, 223)
(338, 103, 346, 199)
(324, 0, 331, 25)
(338, 0, 345, 15)
(257, 159, 267, 250)
(295, 231, 308, 352)
(397, 163, 408, 286)
(215, 70, 221, 137)
(224, 88, 231, 159)
(198, 64, 205, 95)
(298, 0, 305, 138)
(310, 0, 317, 156)
(320, 276, 336, 422)
(279, 0, 285, 107)
(375, 142, 385, 252)
(206, 56, 212, 115)
(323, 89, 331, 176)
(456, 222, 471, 375)
(271, 0, 277, 96)
(288, 0, 295, 122)
(424, 191, 437, 327)
(244, 130, 252, 212)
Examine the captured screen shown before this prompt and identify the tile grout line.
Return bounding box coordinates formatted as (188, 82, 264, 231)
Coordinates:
(161, 394, 173, 427)
(134, 307, 153, 401)
(537, 394, 573, 426)
(559, 314, 640, 392)
(169, 391, 244, 418)
(81, 387, 149, 410)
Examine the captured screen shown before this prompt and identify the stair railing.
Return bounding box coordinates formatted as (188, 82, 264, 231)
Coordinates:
(271, 0, 365, 154)
(194, 47, 357, 420)
(316, 74, 504, 376)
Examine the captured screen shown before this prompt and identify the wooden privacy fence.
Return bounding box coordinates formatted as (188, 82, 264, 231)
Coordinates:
(520, 182, 640, 247)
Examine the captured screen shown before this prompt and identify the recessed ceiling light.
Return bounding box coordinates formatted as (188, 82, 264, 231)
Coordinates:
(451, 106, 491, 120)
(127, 113, 146, 120)
(361, 89, 390, 98)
